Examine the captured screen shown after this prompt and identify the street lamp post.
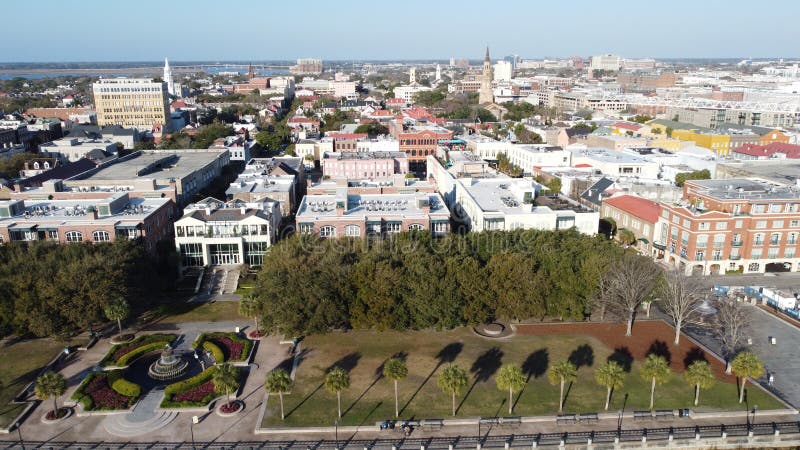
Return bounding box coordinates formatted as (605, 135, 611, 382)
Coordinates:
(16, 423, 25, 450)
(752, 405, 758, 427)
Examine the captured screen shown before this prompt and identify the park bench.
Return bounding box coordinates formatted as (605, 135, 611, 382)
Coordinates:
(655, 410, 675, 421)
(497, 417, 521, 429)
(420, 419, 443, 431)
(633, 410, 652, 421)
(556, 414, 577, 425)
(578, 413, 599, 424)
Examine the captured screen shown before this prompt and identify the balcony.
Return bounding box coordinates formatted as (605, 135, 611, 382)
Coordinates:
(730, 255, 741, 260)
(732, 240, 743, 247)
(753, 240, 764, 246)
(769, 240, 780, 246)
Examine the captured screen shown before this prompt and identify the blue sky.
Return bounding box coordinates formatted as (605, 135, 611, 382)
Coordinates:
(4, 0, 798, 62)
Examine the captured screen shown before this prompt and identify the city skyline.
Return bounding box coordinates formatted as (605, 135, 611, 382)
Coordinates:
(3, 0, 799, 62)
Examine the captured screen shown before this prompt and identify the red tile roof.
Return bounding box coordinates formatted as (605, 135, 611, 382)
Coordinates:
(734, 142, 800, 158)
(327, 132, 368, 140)
(614, 121, 642, 131)
(603, 195, 661, 224)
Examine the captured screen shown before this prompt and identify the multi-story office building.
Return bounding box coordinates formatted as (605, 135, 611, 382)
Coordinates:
(290, 58, 323, 75)
(295, 190, 450, 239)
(93, 78, 171, 132)
(174, 197, 281, 267)
(589, 54, 622, 72)
(655, 178, 800, 275)
(392, 123, 453, 173)
(0, 192, 174, 253)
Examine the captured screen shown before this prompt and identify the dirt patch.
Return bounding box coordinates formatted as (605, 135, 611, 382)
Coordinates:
(515, 320, 733, 381)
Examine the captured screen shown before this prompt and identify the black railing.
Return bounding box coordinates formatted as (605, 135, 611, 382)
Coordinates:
(1, 421, 799, 450)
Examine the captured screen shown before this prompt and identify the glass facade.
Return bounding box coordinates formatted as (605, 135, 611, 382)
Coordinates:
(180, 243, 204, 267)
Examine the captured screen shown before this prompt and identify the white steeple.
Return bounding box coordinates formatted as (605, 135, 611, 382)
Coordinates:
(435, 64, 442, 82)
(163, 57, 175, 97)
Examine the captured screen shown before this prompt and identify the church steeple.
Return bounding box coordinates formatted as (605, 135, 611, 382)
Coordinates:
(484, 46, 490, 62)
(479, 46, 494, 104)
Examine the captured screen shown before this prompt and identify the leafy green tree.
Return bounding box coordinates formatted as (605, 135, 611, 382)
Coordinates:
(383, 358, 408, 418)
(213, 363, 241, 406)
(476, 108, 497, 123)
(675, 169, 711, 187)
(103, 298, 129, 335)
(354, 121, 389, 138)
(496, 364, 526, 415)
(265, 369, 292, 420)
(595, 361, 625, 410)
(684, 361, 715, 406)
(616, 228, 636, 246)
(665, 126, 674, 137)
(35, 371, 66, 416)
(325, 367, 351, 418)
(639, 354, 671, 410)
(413, 90, 446, 107)
(633, 115, 653, 124)
(731, 351, 764, 403)
(548, 360, 578, 413)
(438, 364, 468, 416)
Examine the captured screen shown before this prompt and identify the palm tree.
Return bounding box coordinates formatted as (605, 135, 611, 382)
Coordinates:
(594, 361, 625, 411)
(103, 299, 130, 335)
(265, 369, 292, 420)
(731, 351, 765, 404)
(639, 354, 671, 410)
(495, 364, 526, 415)
(547, 360, 578, 413)
(437, 364, 468, 416)
(35, 371, 66, 417)
(325, 367, 350, 418)
(239, 296, 261, 335)
(213, 364, 240, 406)
(684, 361, 716, 406)
(382, 358, 408, 418)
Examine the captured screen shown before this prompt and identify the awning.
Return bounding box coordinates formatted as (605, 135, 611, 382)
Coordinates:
(36, 226, 59, 231)
(638, 237, 650, 244)
(8, 223, 35, 231)
(653, 242, 666, 250)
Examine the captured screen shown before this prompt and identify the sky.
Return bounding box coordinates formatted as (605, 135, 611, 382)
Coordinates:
(3, 0, 799, 62)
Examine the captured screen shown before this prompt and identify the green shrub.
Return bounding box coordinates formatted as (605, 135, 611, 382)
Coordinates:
(202, 341, 225, 363)
(77, 395, 93, 410)
(115, 342, 167, 367)
(161, 366, 220, 408)
(195, 332, 252, 362)
(100, 333, 177, 366)
(108, 372, 142, 398)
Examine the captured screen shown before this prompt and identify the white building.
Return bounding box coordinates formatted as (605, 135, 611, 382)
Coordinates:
(589, 54, 622, 72)
(174, 197, 281, 267)
(568, 146, 660, 180)
(39, 137, 116, 163)
(494, 61, 513, 82)
(163, 57, 175, 97)
(394, 85, 432, 104)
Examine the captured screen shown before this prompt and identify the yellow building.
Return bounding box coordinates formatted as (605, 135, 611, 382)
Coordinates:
(647, 137, 683, 152)
(93, 78, 171, 132)
(671, 129, 731, 156)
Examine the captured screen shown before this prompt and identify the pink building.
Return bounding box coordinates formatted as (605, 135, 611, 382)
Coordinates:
(322, 151, 409, 180)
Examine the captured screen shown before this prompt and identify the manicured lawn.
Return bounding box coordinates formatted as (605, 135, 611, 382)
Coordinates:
(147, 301, 241, 325)
(0, 337, 80, 429)
(262, 328, 782, 427)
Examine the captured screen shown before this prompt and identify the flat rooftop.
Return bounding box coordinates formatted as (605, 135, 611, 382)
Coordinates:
(0, 196, 170, 226)
(297, 192, 448, 219)
(689, 178, 800, 201)
(722, 160, 800, 186)
(80, 150, 226, 181)
(462, 179, 536, 215)
(325, 151, 406, 160)
(569, 147, 653, 164)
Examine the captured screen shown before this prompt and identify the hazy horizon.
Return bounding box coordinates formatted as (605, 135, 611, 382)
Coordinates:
(4, 0, 798, 62)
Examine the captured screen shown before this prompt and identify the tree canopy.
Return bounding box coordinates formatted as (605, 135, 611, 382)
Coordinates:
(249, 230, 623, 336)
(675, 169, 711, 187)
(354, 121, 390, 138)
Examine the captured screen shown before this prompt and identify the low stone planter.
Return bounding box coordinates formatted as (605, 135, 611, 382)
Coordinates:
(110, 333, 135, 345)
(41, 407, 72, 424)
(216, 400, 244, 417)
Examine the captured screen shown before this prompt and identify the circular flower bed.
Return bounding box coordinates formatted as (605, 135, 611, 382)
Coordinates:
(110, 333, 135, 345)
(41, 407, 71, 424)
(247, 330, 265, 340)
(71, 373, 138, 411)
(216, 400, 243, 417)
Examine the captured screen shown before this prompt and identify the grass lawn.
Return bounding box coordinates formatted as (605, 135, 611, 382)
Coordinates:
(146, 301, 241, 325)
(235, 282, 255, 296)
(262, 328, 782, 427)
(0, 337, 80, 429)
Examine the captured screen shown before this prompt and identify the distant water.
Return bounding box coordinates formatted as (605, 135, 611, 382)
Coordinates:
(0, 69, 288, 80)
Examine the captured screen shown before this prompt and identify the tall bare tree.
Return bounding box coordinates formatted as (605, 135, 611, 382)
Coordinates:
(714, 299, 751, 371)
(657, 270, 706, 345)
(601, 253, 661, 336)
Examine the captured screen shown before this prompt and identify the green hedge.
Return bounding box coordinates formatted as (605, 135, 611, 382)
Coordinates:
(100, 333, 177, 367)
(161, 366, 219, 408)
(71, 372, 99, 410)
(194, 332, 252, 362)
(107, 371, 142, 398)
(202, 341, 224, 363)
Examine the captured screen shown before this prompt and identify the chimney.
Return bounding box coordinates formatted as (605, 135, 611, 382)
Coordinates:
(240, 206, 246, 215)
(205, 207, 211, 215)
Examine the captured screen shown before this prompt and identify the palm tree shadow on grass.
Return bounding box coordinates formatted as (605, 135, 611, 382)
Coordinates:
(456, 347, 503, 415)
(342, 371, 384, 417)
(561, 381, 575, 412)
(514, 348, 549, 412)
(283, 381, 324, 419)
(399, 342, 462, 416)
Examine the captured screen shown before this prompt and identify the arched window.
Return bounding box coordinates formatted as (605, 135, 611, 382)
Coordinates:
(319, 226, 336, 238)
(344, 225, 361, 237)
(65, 231, 83, 242)
(408, 223, 425, 231)
(92, 230, 110, 242)
(33, 162, 40, 170)
(43, 161, 50, 169)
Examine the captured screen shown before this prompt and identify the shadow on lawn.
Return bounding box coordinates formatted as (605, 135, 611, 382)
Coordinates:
(457, 347, 504, 414)
(568, 344, 594, 369)
(398, 342, 462, 416)
(608, 347, 634, 372)
(514, 348, 549, 412)
(284, 381, 324, 419)
(326, 352, 361, 373)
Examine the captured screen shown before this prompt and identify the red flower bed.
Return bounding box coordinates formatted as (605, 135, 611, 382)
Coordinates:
(247, 330, 265, 339)
(84, 375, 132, 409)
(219, 401, 241, 414)
(209, 337, 245, 361)
(173, 380, 215, 403)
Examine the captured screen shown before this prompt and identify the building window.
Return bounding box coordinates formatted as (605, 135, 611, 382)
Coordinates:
(770, 233, 781, 246)
(408, 224, 424, 231)
(180, 242, 204, 266)
(748, 263, 760, 272)
(713, 234, 726, 248)
(788, 233, 798, 245)
(695, 235, 708, 248)
(751, 249, 763, 259)
(715, 222, 727, 230)
(785, 248, 796, 259)
(755, 220, 767, 229)
(47, 230, 58, 240)
(65, 231, 83, 242)
(699, 222, 709, 230)
(385, 222, 401, 234)
(695, 250, 705, 261)
(753, 233, 764, 245)
(245, 241, 267, 266)
(320, 226, 336, 238)
(344, 225, 361, 237)
(176, 226, 185, 237)
(298, 223, 314, 234)
(92, 230, 110, 242)
(433, 221, 448, 234)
